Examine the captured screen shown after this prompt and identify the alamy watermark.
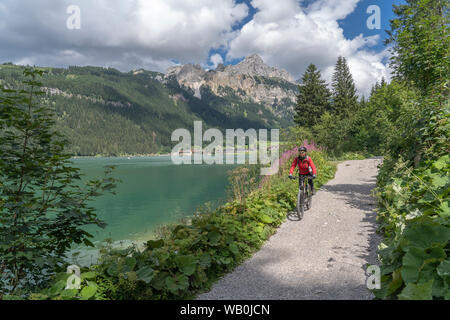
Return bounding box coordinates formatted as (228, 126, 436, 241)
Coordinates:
(366, 5, 381, 30)
(65, 264, 81, 289)
(171, 121, 279, 175)
(366, 265, 381, 290)
(66, 5, 81, 30)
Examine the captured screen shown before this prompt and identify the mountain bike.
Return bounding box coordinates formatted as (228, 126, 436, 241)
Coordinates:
(290, 174, 314, 220)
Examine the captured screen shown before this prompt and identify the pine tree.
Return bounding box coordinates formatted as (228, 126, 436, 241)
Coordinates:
(294, 64, 331, 127)
(331, 56, 358, 115)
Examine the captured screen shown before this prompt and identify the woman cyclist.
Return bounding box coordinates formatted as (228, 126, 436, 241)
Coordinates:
(288, 147, 317, 195)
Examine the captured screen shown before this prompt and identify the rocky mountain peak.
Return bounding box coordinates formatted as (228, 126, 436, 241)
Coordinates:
(163, 54, 297, 116)
(228, 54, 294, 82)
(166, 54, 294, 83)
(166, 63, 207, 87)
(242, 54, 265, 65)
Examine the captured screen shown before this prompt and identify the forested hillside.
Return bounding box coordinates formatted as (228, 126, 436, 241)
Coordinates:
(0, 63, 292, 156)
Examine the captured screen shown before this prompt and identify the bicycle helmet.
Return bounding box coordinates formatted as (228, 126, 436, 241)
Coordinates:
(298, 147, 307, 152)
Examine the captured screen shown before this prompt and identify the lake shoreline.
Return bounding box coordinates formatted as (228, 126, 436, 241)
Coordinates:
(71, 153, 171, 159)
(71, 151, 261, 159)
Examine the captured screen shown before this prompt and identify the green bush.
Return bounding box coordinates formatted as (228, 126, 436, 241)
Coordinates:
(0, 69, 118, 296)
(373, 153, 449, 300)
(22, 149, 335, 300)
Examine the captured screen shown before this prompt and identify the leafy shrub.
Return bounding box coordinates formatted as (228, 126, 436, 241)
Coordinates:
(24, 149, 335, 300)
(373, 153, 449, 299)
(0, 69, 118, 296)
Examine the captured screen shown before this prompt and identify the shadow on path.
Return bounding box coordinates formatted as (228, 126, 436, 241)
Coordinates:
(319, 178, 382, 282)
(320, 181, 377, 211)
(197, 159, 383, 300)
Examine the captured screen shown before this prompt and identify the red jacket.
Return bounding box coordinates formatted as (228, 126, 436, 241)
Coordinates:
(289, 156, 317, 175)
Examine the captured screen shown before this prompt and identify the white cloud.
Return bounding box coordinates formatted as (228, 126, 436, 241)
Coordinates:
(0, 0, 248, 72)
(0, 0, 390, 95)
(209, 54, 224, 69)
(226, 0, 390, 96)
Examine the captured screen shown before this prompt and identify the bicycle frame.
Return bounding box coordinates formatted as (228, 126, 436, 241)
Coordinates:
(293, 175, 312, 220)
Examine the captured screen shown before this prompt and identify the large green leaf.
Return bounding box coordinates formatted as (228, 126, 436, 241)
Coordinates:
(123, 257, 137, 272)
(151, 271, 169, 291)
(429, 173, 448, 188)
(136, 266, 154, 284)
(81, 271, 98, 280)
(433, 155, 449, 170)
(439, 201, 449, 218)
(401, 222, 450, 249)
(401, 246, 445, 283)
(398, 280, 433, 300)
(175, 255, 197, 276)
(80, 282, 97, 300)
(165, 274, 189, 295)
(208, 231, 221, 245)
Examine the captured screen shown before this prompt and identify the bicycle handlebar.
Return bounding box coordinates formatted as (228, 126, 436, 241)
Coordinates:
(289, 174, 315, 180)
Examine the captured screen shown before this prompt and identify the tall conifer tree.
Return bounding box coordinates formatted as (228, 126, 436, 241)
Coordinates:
(331, 56, 358, 115)
(294, 64, 331, 127)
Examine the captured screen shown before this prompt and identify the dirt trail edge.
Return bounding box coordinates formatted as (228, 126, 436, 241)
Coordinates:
(197, 158, 383, 300)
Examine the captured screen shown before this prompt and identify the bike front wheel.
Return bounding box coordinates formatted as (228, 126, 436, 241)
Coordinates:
(306, 185, 312, 210)
(297, 189, 304, 220)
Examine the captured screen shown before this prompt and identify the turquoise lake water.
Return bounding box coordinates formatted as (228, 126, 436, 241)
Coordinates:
(71, 156, 236, 243)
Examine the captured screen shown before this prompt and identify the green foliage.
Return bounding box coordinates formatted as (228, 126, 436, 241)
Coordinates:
(373, 154, 449, 299)
(280, 126, 314, 148)
(27, 149, 336, 300)
(294, 64, 331, 127)
(369, 1, 449, 300)
(386, 0, 449, 97)
(0, 69, 119, 295)
(313, 111, 353, 155)
(22, 268, 111, 300)
(226, 164, 262, 204)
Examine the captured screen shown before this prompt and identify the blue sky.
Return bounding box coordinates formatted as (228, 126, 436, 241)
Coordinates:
(0, 0, 406, 95)
(338, 0, 405, 51)
(212, 0, 405, 67)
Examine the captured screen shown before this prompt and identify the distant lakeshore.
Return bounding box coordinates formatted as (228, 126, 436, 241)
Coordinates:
(70, 150, 264, 159)
(71, 153, 171, 159)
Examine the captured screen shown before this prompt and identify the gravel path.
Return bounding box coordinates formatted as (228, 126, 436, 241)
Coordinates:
(197, 158, 383, 300)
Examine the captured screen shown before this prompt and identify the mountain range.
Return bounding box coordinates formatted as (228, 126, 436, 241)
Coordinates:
(0, 55, 298, 155)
